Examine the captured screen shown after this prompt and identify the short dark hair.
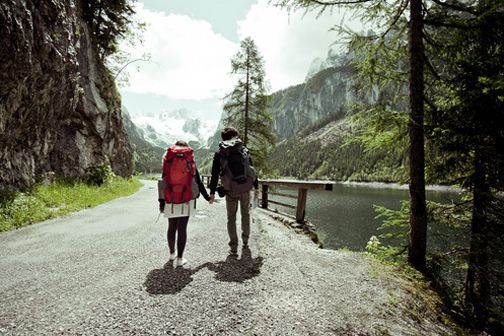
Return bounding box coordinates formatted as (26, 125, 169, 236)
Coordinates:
(175, 140, 188, 147)
(221, 127, 239, 141)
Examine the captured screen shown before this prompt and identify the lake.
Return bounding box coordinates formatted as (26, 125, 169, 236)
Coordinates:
(269, 183, 460, 251)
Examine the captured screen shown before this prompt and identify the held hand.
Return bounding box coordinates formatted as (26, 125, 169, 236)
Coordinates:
(209, 194, 215, 204)
(158, 199, 165, 213)
(253, 189, 259, 208)
(254, 189, 259, 201)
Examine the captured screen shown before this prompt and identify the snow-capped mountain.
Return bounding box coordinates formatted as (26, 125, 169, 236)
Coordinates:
(129, 108, 217, 149)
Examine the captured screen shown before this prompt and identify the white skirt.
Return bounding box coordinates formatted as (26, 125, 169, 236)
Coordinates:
(163, 199, 196, 218)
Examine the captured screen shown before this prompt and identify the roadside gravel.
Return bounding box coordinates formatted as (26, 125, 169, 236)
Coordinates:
(0, 180, 455, 335)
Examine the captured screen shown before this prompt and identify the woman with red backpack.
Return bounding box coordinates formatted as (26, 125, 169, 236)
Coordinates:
(158, 140, 210, 267)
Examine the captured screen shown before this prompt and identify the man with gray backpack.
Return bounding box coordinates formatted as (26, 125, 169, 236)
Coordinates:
(209, 127, 259, 256)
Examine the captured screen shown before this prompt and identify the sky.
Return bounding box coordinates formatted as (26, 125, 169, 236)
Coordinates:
(118, 0, 363, 122)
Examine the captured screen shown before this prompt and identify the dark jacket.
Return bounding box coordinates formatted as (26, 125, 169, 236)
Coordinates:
(209, 152, 259, 195)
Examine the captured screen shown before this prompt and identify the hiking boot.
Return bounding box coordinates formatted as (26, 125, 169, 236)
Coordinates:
(176, 257, 187, 267)
(169, 252, 176, 261)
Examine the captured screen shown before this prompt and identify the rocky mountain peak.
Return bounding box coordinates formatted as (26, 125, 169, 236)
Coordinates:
(305, 57, 329, 81)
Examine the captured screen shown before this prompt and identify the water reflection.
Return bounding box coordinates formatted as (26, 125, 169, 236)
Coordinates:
(271, 184, 459, 251)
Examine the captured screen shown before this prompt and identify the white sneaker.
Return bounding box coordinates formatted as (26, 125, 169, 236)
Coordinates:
(176, 257, 187, 267)
(169, 252, 176, 261)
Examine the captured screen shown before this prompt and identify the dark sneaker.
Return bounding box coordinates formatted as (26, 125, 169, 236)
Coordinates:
(229, 249, 238, 256)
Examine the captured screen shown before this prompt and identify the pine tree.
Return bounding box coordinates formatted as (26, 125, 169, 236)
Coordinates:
(424, 0, 504, 330)
(223, 37, 275, 174)
(274, 0, 428, 271)
(276, 0, 504, 330)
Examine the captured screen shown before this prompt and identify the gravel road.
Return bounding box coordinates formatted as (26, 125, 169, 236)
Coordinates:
(0, 180, 455, 335)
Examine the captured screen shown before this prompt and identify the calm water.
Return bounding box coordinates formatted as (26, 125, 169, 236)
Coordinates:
(271, 183, 460, 251)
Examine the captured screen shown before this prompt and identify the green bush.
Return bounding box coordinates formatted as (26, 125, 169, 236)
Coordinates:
(84, 164, 116, 186)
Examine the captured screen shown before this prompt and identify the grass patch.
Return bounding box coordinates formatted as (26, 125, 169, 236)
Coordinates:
(0, 176, 142, 232)
(366, 254, 467, 334)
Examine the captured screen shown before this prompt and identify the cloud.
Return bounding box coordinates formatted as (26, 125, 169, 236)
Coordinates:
(237, 0, 362, 91)
(120, 1, 364, 101)
(121, 4, 237, 100)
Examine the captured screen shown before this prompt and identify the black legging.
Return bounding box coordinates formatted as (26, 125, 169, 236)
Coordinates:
(167, 216, 189, 258)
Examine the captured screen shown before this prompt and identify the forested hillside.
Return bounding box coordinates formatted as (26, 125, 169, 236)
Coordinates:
(265, 52, 406, 182)
(270, 118, 407, 182)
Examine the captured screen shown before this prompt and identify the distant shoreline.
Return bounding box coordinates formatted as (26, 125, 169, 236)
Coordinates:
(155, 173, 461, 193)
(335, 180, 460, 193)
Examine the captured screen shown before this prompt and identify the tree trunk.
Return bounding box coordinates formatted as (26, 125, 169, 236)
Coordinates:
(465, 147, 491, 328)
(244, 56, 250, 146)
(407, 0, 428, 272)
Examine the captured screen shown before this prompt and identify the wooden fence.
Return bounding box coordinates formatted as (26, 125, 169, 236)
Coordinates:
(202, 175, 334, 224)
(259, 179, 334, 223)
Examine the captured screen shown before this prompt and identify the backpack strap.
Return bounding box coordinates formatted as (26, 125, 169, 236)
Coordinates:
(219, 149, 228, 176)
(238, 146, 249, 179)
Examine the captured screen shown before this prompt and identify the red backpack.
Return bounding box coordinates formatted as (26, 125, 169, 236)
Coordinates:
(163, 145, 196, 204)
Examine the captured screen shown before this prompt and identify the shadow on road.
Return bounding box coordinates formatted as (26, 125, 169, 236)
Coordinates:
(144, 262, 207, 295)
(144, 247, 263, 294)
(205, 247, 263, 283)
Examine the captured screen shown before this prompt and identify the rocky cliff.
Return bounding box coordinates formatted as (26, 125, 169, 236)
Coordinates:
(122, 106, 165, 174)
(0, 0, 133, 190)
(269, 65, 358, 142)
(267, 60, 406, 182)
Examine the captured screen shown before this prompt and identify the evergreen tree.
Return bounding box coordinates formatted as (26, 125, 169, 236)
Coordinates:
(223, 37, 275, 174)
(424, 0, 504, 330)
(276, 0, 504, 330)
(274, 0, 429, 271)
(330, 0, 504, 330)
(82, 0, 136, 60)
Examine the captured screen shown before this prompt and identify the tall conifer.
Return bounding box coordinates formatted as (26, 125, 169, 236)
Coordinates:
(223, 37, 275, 174)
(274, 0, 428, 271)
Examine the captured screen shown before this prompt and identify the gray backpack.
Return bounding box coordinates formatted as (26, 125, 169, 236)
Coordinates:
(219, 139, 256, 195)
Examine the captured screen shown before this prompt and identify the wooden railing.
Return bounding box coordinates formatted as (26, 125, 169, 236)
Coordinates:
(202, 175, 335, 224)
(201, 174, 212, 187)
(259, 179, 334, 223)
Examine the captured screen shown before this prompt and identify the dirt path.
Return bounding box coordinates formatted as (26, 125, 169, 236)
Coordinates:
(0, 180, 454, 335)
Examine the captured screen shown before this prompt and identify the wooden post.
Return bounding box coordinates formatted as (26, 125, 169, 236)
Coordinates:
(202, 175, 210, 187)
(261, 184, 269, 209)
(296, 188, 308, 223)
